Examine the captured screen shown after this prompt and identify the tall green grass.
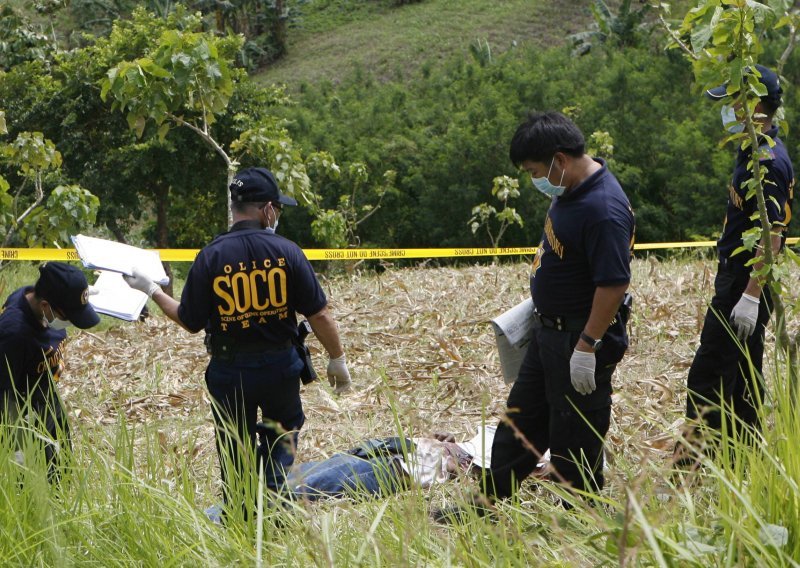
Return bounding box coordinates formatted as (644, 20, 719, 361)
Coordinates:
(2, 357, 799, 566)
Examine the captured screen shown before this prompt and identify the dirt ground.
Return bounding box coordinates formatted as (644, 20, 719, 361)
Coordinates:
(60, 256, 800, 500)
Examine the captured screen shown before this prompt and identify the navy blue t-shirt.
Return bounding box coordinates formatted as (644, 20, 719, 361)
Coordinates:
(717, 126, 795, 263)
(178, 221, 328, 344)
(0, 287, 67, 392)
(531, 160, 635, 317)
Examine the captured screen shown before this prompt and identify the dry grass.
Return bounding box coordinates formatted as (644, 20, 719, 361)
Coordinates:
(60, 256, 800, 504)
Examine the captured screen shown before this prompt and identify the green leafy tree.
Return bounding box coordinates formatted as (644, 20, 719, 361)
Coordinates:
(570, 0, 654, 55)
(0, 5, 56, 71)
(667, 0, 800, 366)
(0, 126, 98, 266)
(309, 162, 395, 249)
(100, 12, 308, 228)
(469, 175, 524, 251)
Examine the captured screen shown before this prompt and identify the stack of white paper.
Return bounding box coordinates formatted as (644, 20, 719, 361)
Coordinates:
(89, 271, 148, 321)
(71, 234, 169, 285)
(491, 298, 535, 384)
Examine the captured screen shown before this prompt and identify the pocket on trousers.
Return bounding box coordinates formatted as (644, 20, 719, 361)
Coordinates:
(205, 361, 239, 389)
(282, 352, 305, 381)
(713, 269, 739, 298)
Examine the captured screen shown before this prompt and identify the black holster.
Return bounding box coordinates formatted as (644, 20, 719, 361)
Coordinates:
(204, 333, 236, 362)
(296, 320, 318, 385)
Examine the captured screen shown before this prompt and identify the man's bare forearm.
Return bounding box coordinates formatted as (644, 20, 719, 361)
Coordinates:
(577, 283, 629, 352)
(151, 289, 192, 332)
(307, 306, 344, 358)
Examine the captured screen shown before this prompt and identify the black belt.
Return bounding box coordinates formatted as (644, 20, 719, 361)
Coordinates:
(206, 335, 292, 359)
(235, 339, 293, 353)
(534, 311, 588, 332)
(718, 256, 748, 272)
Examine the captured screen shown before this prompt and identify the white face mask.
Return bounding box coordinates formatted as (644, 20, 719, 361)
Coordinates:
(721, 105, 745, 134)
(44, 304, 71, 330)
(531, 157, 567, 198)
(264, 203, 280, 234)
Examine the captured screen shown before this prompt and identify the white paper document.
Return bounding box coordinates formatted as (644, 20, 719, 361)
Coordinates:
(89, 271, 149, 321)
(72, 234, 169, 285)
(491, 298, 535, 384)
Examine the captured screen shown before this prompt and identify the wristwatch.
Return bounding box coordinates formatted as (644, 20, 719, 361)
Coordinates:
(579, 331, 603, 352)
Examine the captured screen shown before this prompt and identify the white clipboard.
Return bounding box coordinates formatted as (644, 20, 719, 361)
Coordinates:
(72, 234, 169, 285)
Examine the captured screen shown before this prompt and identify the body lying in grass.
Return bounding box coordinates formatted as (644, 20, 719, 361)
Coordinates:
(279, 424, 549, 501)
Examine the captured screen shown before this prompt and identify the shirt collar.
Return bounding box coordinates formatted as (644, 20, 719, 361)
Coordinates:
(230, 220, 263, 232)
(737, 125, 779, 161)
(559, 158, 607, 201)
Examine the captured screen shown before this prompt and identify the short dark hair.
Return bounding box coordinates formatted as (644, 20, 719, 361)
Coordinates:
(231, 200, 268, 215)
(509, 111, 586, 167)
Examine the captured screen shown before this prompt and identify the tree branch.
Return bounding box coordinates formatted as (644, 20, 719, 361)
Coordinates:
(2, 177, 45, 249)
(777, 9, 800, 76)
(168, 113, 230, 166)
(658, 13, 699, 61)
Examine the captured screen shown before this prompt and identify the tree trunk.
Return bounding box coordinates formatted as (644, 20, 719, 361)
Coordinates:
(106, 217, 129, 244)
(272, 0, 287, 58)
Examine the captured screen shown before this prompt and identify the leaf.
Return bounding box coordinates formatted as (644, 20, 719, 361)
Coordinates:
(758, 524, 788, 548)
(134, 116, 146, 139)
(157, 123, 170, 141)
(690, 24, 713, 52)
(681, 539, 720, 555)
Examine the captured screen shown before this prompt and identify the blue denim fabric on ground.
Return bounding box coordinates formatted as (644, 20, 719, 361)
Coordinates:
(286, 454, 405, 500)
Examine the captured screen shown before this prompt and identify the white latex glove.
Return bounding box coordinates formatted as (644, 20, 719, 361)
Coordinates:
(570, 349, 596, 395)
(730, 293, 760, 342)
(122, 267, 160, 297)
(327, 354, 352, 394)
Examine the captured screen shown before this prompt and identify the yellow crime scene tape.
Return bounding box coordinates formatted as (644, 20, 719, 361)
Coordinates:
(0, 238, 798, 262)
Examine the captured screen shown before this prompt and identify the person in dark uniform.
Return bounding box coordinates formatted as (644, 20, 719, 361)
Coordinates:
(0, 262, 100, 479)
(123, 166, 351, 513)
(677, 65, 794, 463)
(435, 111, 634, 521)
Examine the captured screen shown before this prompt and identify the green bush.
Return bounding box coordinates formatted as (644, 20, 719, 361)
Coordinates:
(281, 42, 800, 249)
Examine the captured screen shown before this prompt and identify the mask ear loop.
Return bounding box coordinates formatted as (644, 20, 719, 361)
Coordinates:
(549, 155, 566, 187)
(261, 203, 271, 228)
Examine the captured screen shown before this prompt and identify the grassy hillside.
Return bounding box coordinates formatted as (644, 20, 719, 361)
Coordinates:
(256, 0, 594, 86)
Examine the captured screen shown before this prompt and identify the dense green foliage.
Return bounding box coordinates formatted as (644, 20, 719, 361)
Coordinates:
(2, 0, 799, 254)
(274, 45, 728, 246)
(0, 7, 304, 252)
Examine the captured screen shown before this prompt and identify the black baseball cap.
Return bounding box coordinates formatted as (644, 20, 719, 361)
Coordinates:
(34, 262, 100, 329)
(229, 167, 298, 206)
(706, 64, 782, 105)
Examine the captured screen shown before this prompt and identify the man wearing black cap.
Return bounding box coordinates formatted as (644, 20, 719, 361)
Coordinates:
(0, 262, 100, 479)
(678, 65, 795, 463)
(123, 166, 351, 515)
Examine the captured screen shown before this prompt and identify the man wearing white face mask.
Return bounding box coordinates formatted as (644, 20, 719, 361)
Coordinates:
(677, 65, 795, 465)
(122, 166, 351, 520)
(435, 112, 634, 522)
(0, 262, 100, 480)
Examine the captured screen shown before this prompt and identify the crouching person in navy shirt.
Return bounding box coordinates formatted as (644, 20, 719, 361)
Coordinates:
(0, 262, 100, 481)
(123, 167, 352, 518)
(435, 112, 634, 522)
